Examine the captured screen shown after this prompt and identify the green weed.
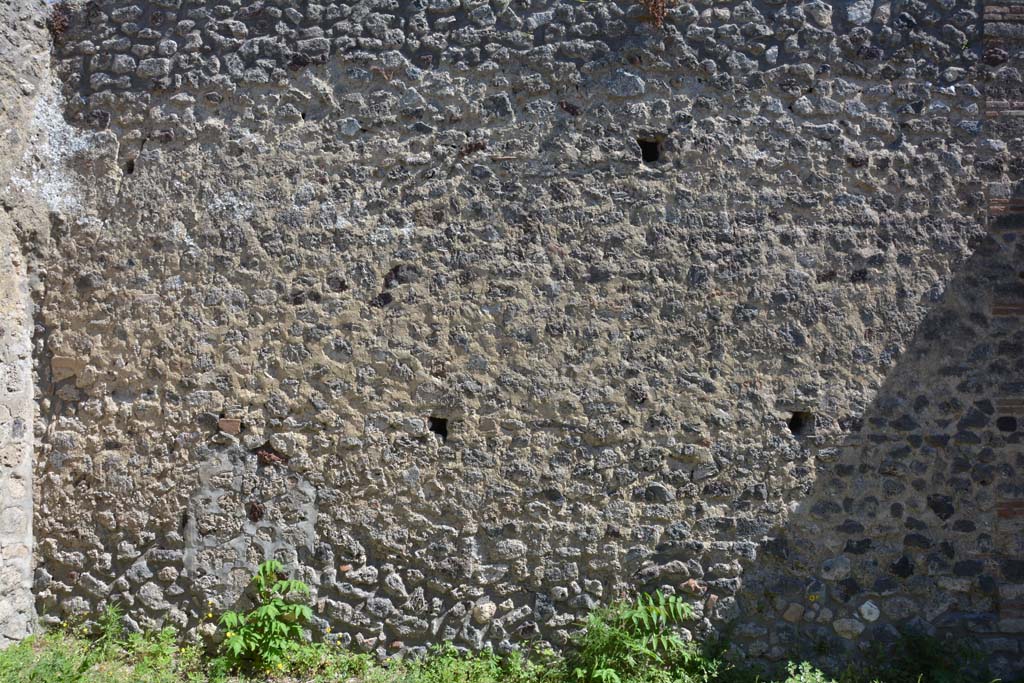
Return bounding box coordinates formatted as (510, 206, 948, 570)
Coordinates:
(0, 590, 1011, 683)
(565, 591, 721, 683)
(216, 559, 313, 674)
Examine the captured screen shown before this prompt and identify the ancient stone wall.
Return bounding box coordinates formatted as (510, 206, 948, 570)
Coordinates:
(0, 190, 34, 649)
(7, 0, 1023, 675)
(0, 218, 34, 649)
(0, 0, 50, 647)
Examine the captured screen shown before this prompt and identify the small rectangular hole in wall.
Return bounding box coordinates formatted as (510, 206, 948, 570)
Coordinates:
(428, 416, 448, 442)
(788, 411, 814, 437)
(637, 138, 661, 164)
(997, 416, 1018, 432)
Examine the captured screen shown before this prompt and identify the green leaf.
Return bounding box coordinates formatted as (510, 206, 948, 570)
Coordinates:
(215, 559, 313, 670)
(255, 603, 280, 619)
(259, 559, 283, 576)
(226, 636, 244, 657)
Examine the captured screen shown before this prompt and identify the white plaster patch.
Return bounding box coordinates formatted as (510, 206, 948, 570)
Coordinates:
(368, 219, 415, 244)
(6, 83, 91, 214)
(207, 192, 256, 222)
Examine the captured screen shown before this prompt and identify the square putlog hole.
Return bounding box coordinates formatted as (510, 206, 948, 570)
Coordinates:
(787, 411, 815, 437)
(637, 138, 662, 164)
(428, 416, 448, 442)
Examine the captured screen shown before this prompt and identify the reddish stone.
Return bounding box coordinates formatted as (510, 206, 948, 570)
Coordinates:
(997, 501, 1024, 519)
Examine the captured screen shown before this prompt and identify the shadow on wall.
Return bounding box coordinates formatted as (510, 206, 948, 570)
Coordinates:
(728, 229, 1024, 674)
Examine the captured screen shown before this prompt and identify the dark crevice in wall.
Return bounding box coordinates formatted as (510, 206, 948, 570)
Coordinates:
(787, 411, 815, 437)
(637, 138, 661, 164)
(428, 416, 448, 442)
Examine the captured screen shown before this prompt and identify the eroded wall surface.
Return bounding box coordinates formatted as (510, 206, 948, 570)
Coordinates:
(23, 0, 1024, 673)
(0, 221, 34, 648)
(0, 0, 50, 647)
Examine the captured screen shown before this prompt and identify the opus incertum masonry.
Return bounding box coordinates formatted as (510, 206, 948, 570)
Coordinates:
(1, 0, 1023, 676)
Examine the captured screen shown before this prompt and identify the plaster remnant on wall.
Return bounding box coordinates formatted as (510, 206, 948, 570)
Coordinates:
(1, 0, 55, 648)
(7, 88, 93, 215)
(0, 218, 35, 647)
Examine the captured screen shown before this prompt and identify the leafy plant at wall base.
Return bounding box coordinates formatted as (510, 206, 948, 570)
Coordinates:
(864, 631, 994, 683)
(125, 627, 184, 683)
(278, 641, 375, 683)
(88, 603, 126, 667)
(217, 559, 312, 672)
(566, 591, 718, 683)
(782, 662, 835, 683)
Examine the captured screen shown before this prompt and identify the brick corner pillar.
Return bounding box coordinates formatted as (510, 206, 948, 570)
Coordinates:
(982, 0, 1024, 668)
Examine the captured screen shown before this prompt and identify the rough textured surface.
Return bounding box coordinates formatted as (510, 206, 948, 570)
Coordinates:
(0, 0, 48, 647)
(0, 215, 34, 648)
(1, 0, 1022, 674)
